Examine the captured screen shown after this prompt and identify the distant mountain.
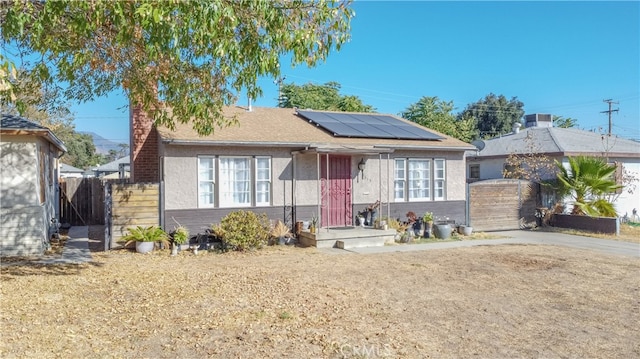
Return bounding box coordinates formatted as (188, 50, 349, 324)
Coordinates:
(81, 131, 128, 155)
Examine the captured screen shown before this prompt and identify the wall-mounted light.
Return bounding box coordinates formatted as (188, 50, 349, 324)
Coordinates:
(358, 158, 366, 172)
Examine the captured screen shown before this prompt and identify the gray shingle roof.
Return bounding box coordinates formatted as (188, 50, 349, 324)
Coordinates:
(95, 155, 130, 172)
(1, 113, 67, 152)
(477, 127, 640, 158)
(60, 163, 84, 173)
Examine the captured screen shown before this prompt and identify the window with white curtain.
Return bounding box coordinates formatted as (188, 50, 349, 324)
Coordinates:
(219, 157, 251, 207)
(255, 157, 271, 206)
(394, 158, 446, 202)
(198, 156, 215, 207)
(198, 156, 272, 208)
(408, 159, 430, 201)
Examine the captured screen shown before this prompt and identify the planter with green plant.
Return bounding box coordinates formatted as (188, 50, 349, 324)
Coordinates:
(422, 212, 434, 238)
(170, 225, 190, 256)
(121, 225, 169, 254)
(309, 214, 318, 234)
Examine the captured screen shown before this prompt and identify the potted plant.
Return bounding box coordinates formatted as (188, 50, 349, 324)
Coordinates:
(309, 214, 318, 234)
(270, 220, 292, 245)
(422, 212, 434, 238)
(121, 225, 169, 254)
(170, 225, 189, 256)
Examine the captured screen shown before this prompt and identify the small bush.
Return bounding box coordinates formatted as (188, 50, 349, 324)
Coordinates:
(171, 226, 189, 245)
(121, 226, 169, 247)
(215, 210, 270, 251)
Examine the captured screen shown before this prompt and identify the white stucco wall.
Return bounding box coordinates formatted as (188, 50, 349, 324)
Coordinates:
(1, 136, 59, 255)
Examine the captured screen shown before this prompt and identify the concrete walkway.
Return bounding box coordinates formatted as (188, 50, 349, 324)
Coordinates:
(40, 226, 93, 264)
(328, 230, 640, 258)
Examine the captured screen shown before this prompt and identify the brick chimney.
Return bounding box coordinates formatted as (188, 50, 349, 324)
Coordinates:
(129, 103, 159, 183)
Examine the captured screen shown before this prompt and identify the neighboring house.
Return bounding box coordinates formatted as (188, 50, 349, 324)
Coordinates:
(1, 114, 67, 256)
(130, 106, 475, 236)
(59, 163, 84, 178)
(467, 114, 640, 217)
(93, 155, 130, 179)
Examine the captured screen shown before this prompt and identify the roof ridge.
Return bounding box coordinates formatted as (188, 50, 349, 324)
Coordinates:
(546, 127, 565, 152)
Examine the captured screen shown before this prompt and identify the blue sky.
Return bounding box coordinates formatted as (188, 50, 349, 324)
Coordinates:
(71, 1, 640, 144)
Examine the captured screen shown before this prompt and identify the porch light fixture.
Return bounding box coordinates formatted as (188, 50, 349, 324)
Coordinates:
(358, 158, 366, 172)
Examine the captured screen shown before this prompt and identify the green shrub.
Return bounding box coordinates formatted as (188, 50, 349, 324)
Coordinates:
(215, 210, 270, 251)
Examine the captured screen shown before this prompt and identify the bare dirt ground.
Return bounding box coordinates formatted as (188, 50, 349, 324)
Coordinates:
(1, 227, 639, 358)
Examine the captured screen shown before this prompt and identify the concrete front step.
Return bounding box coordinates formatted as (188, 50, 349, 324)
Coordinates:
(299, 227, 396, 249)
(336, 236, 387, 249)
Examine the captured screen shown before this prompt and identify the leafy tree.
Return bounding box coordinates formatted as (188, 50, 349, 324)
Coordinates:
(553, 115, 578, 128)
(278, 81, 374, 112)
(460, 93, 524, 138)
(0, 69, 103, 169)
(503, 131, 557, 182)
(400, 96, 477, 142)
(1, 1, 354, 135)
(555, 156, 622, 217)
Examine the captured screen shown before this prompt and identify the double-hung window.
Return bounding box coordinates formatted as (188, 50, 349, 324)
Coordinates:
(255, 157, 271, 206)
(394, 158, 446, 202)
(198, 156, 272, 208)
(198, 156, 215, 207)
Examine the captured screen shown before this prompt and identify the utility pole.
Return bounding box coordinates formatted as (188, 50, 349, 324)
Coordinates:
(275, 75, 286, 107)
(601, 99, 619, 135)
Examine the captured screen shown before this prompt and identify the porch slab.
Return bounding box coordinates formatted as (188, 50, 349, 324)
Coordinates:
(298, 227, 396, 249)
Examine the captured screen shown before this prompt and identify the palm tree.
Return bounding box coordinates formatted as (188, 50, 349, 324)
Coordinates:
(555, 156, 622, 217)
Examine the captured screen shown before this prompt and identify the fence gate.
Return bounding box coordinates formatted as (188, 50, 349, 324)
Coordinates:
(468, 179, 540, 232)
(59, 177, 106, 225)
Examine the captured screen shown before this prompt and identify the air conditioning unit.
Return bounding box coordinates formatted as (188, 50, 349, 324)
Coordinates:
(525, 113, 553, 128)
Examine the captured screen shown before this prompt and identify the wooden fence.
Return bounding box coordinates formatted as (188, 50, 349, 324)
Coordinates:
(468, 179, 540, 231)
(59, 177, 107, 225)
(109, 182, 160, 247)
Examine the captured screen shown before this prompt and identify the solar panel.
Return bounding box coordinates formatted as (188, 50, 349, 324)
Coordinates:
(297, 110, 444, 140)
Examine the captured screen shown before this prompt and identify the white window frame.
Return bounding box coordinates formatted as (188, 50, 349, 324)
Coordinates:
(408, 159, 430, 201)
(434, 159, 446, 201)
(197, 156, 215, 208)
(394, 159, 406, 202)
(255, 156, 271, 206)
(219, 156, 252, 208)
(394, 157, 446, 202)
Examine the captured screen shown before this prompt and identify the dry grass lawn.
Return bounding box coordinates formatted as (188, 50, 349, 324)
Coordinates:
(1, 226, 638, 358)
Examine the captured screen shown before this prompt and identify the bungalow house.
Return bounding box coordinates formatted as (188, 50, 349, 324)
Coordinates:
(1, 114, 67, 256)
(466, 114, 640, 217)
(93, 155, 130, 179)
(130, 106, 475, 238)
(59, 163, 84, 178)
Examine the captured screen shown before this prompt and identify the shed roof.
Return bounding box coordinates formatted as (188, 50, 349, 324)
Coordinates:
(476, 127, 640, 158)
(157, 107, 475, 152)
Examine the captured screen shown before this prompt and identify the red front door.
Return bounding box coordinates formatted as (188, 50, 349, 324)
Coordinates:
(320, 155, 352, 227)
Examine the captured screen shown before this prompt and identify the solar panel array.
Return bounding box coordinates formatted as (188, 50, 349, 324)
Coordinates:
(296, 110, 444, 140)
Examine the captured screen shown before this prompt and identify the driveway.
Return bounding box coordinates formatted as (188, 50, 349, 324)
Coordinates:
(342, 230, 640, 258)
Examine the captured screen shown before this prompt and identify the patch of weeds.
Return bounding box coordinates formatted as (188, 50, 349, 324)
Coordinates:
(279, 311, 293, 320)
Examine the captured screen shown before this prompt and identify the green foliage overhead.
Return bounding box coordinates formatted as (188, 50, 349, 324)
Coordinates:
(460, 93, 524, 138)
(1, 0, 354, 135)
(552, 115, 578, 128)
(400, 96, 477, 142)
(278, 81, 374, 112)
(555, 156, 622, 217)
